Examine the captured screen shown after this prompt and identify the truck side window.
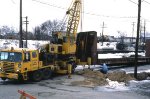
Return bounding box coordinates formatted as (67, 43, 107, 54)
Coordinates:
(24, 52, 30, 61)
(32, 52, 37, 58)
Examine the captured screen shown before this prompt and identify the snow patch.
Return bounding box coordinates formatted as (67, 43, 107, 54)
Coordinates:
(75, 65, 102, 71)
(95, 78, 129, 92)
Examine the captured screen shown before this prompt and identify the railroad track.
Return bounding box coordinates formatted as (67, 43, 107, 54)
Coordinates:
(97, 50, 144, 54)
(97, 57, 150, 66)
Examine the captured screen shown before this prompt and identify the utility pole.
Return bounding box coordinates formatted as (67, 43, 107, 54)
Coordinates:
(132, 22, 135, 43)
(139, 20, 142, 43)
(134, 0, 141, 79)
(23, 16, 29, 48)
(143, 20, 146, 44)
(19, 0, 23, 48)
(101, 22, 107, 46)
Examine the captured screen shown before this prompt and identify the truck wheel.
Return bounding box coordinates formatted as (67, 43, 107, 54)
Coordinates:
(1, 77, 6, 81)
(18, 73, 24, 82)
(32, 70, 43, 82)
(42, 69, 52, 80)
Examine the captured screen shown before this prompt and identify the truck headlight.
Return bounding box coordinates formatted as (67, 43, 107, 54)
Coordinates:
(16, 69, 20, 72)
(0, 67, 3, 72)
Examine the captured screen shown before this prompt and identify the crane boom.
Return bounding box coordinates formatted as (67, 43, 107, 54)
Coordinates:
(50, 0, 82, 54)
(66, 0, 81, 40)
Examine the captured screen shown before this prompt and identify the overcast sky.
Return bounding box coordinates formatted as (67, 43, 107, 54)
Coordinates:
(0, 0, 150, 37)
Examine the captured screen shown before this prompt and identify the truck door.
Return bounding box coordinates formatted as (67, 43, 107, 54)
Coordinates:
(30, 51, 39, 70)
(23, 52, 31, 71)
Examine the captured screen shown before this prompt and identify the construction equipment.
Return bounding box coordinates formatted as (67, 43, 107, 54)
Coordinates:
(0, 0, 98, 81)
(0, 32, 97, 81)
(51, 0, 81, 54)
(76, 31, 97, 65)
(0, 48, 53, 81)
(40, 0, 82, 73)
(0, 0, 82, 81)
(0, 45, 78, 81)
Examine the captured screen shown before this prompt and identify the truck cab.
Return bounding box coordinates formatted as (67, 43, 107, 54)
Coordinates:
(0, 47, 73, 82)
(0, 47, 42, 81)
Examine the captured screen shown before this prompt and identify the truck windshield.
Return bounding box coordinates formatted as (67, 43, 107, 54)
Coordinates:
(0, 52, 22, 62)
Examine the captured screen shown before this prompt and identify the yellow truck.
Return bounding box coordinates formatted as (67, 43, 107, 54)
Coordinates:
(0, 0, 98, 82)
(0, 30, 97, 82)
(0, 47, 74, 81)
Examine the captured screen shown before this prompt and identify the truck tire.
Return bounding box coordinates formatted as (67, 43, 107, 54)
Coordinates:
(32, 70, 43, 82)
(42, 69, 52, 80)
(18, 73, 24, 82)
(1, 77, 6, 81)
(70, 62, 76, 74)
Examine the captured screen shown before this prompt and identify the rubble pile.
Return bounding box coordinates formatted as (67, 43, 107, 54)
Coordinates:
(107, 70, 135, 82)
(72, 70, 108, 87)
(72, 70, 135, 87)
(129, 72, 150, 80)
(72, 69, 150, 87)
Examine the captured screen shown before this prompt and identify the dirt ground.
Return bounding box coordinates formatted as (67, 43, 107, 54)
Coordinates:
(72, 69, 150, 87)
(0, 68, 150, 99)
(0, 72, 150, 99)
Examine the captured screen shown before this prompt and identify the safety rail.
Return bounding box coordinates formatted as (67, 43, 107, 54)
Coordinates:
(18, 90, 36, 99)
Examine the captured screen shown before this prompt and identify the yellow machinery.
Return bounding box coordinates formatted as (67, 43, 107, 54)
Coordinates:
(0, 0, 97, 81)
(41, 0, 82, 72)
(63, 0, 81, 54)
(0, 0, 82, 81)
(50, 0, 81, 54)
(0, 48, 47, 81)
(0, 47, 75, 81)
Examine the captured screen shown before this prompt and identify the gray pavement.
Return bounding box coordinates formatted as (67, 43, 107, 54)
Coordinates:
(0, 74, 150, 99)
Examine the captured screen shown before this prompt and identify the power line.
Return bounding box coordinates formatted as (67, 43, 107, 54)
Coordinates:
(10, 0, 15, 4)
(141, 17, 150, 23)
(84, 12, 137, 19)
(143, 0, 150, 5)
(128, 0, 138, 5)
(32, 0, 66, 9)
(32, 0, 137, 19)
(128, 0, 150, 5)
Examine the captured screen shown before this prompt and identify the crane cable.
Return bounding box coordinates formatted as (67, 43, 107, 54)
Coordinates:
(59, 0, 75, 31)
(80, 0, 84, 32)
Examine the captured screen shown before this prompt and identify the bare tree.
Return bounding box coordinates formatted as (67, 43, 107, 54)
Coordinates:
(117, 31, 127, 43)
(116, 31, 128, 50)
(0, 26, 17, 39)
(33, 19, 66, 40)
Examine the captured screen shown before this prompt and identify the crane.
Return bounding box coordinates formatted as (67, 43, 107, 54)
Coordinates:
(0, 0, 97, 83)
(66, 0, 81, 42)
(41, 0, 82, 74)
(52, 0, 82, 54)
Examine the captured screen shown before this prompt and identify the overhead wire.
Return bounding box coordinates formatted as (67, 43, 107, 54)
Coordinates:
(32, 0, 137, 19)
(128, 0, 138, 5)
(11, 0, 15, 4)
(84, 12, 137, 19)
(143, 0, 150, 5)
(32, 0, 66, 9)
(128, 0, 150, 5)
